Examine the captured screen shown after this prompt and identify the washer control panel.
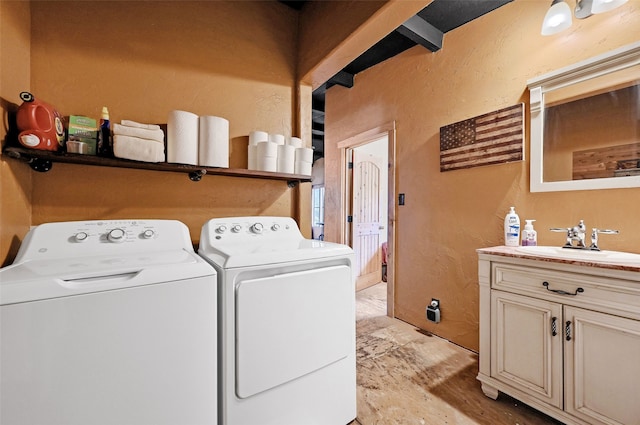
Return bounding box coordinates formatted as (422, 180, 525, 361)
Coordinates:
(14, 220, 193, 262)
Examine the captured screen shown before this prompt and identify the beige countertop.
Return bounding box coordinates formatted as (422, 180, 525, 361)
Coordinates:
(477, 245, 640, 273)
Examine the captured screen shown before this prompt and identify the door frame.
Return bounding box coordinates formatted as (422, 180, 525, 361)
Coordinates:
(337, 122, 396, 317)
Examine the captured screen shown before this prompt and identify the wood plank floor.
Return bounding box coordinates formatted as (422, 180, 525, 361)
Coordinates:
(350, 282, 562, 425)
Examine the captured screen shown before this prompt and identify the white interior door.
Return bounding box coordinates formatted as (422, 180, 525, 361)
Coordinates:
(351, 149, 384, 290)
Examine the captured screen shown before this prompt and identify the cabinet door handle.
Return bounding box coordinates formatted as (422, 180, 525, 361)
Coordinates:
(551, 317, 558, 336)
(565, 320, 572, 341)
(543, 281, 584, 296)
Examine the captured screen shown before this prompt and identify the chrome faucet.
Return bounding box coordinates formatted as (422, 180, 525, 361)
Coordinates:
(590, 228, 620, 251)
(551, 220, 618, 250)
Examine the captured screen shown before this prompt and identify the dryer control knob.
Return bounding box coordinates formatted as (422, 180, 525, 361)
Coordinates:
(74, 232, 89, 242)
(107, 228, 126, 243)
(142, 229, 155, 239)
(231, 225, 242, 233)
(271, 224, 280, 231)
(250, 223, 264, 234)
(216, 225, 228, 234)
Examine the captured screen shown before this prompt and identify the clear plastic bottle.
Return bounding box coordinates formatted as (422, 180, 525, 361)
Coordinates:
(504, 206, 520, 247)
(521, 219, 538, 246)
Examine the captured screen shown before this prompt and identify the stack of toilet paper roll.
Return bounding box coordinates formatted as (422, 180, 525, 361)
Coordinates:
(167, 110, 229, 168)
(294, 146, 313, 176)
(248, 132, 310, 175)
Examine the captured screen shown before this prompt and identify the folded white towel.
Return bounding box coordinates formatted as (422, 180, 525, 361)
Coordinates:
(113, 123, 164, 143)
(113, 134, 165, 163)
(120, 120, 161, 131)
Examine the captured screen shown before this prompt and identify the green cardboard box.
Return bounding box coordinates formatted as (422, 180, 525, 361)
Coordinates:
(67, 115, 98, 155)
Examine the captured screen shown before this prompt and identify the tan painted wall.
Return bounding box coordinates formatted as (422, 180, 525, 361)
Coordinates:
(1, 0, 32, 266)
(1, 0, 427, 264)
(324, 0, 640, 351)
(1, 0, 309, 255)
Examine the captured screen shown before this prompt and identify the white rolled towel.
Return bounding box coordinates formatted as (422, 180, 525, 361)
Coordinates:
(113, 135, 165, 163)
(120, 120, 161, 130)
(113, 123, 164, 143)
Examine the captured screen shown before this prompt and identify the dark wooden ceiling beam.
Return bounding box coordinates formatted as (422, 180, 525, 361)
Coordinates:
(326, 70, 355, 89)
(396, 15, 443, 52)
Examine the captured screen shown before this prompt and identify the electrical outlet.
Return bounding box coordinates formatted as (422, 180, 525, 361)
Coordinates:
(426, 298, 441, 323)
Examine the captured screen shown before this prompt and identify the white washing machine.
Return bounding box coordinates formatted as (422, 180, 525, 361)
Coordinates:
(198, 216, 356, 425)
(0, 219, 217, 425)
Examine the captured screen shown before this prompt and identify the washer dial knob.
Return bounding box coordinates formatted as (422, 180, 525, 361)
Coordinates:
(142, 229, 155, 239)
(107, 228, 126, 243)
(74, 232, 89, 242)
(271, 224, 280, 231)
(231, 225, 242, 233)
(216, 225, 228, 234)
(250, 223, 264, 234)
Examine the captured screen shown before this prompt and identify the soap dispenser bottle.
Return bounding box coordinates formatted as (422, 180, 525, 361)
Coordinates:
(521, 220, 537, 246)
(504, 206, 520, 247)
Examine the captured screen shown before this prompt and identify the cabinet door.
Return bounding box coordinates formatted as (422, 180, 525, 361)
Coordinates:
(565, 306, 640, 425)
(491, 291, 563, 408)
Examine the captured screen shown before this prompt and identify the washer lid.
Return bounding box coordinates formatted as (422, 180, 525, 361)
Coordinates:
(0, 250, 216, 305)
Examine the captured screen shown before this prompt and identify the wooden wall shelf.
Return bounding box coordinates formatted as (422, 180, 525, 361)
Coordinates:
(2, 146, 312, 186)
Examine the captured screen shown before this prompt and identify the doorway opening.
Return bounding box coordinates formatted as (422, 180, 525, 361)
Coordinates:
(338, 123, 396, 317)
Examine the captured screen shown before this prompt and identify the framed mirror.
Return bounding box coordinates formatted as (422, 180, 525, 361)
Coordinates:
(527, 41, 640, 192)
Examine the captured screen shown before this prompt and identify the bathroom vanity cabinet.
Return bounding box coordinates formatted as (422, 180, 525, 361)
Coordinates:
(477, 247, 640, 425)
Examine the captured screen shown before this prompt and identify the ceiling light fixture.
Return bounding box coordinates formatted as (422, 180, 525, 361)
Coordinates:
(541, 0, 573, 36)
(541, 0, 628, 35)
(591, 0, 628, 14)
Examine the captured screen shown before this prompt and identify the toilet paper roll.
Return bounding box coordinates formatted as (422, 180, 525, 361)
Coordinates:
(295, 147, 313, 163)
(277, 144, 295, 174)
(286, 136, 302, 148)
(269, 133, 285, 145)
(294, 160, 312, 176)
(167, 110, 199, 165)
(248, 145, 258, 170)
(249, 130, 268, 146)
(277, 158, 295, 174)
(257, 141, 278, 158)
(277, 144, 295, 162)
(199, 115, 229, 168)
(257, 156, 277, 172)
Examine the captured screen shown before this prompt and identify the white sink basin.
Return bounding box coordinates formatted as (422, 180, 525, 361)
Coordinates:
(515, 246, 640, 264)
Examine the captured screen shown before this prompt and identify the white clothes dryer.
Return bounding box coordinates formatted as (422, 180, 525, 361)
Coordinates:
(198, 216, 356, 425)
(0, 219, 217, 425)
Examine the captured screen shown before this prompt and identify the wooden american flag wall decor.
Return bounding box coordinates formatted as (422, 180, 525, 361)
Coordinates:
(439, 103, 524, 172)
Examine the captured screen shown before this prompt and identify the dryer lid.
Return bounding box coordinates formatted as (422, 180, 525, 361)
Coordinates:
(198, 216, 353, 268)
(198, 238, 353, 269)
